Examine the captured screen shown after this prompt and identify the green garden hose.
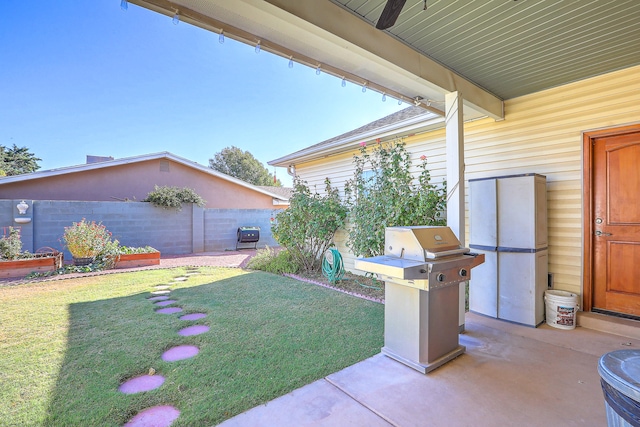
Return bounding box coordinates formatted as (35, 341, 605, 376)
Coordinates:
(322, 248, 345, 284)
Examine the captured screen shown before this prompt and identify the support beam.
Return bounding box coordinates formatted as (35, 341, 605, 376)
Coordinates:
(445, 91, 467, 331)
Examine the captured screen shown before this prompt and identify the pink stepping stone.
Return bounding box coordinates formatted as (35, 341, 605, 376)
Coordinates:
(178, 325, 210, 336)
(118, 375, 165, 394)
(154, 300, 178, 307)
(156, 307, 182, 314)
(179, 313, 207, 321)
(148, 296, 170, 302)
(162, 345, 200, 362)
(123, 405, 180, 427)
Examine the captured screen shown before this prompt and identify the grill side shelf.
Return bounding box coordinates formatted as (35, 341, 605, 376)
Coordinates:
(354, 256, 429, 280)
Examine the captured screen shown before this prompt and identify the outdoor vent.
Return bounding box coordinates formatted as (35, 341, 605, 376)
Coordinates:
(159, 160, 170, 172)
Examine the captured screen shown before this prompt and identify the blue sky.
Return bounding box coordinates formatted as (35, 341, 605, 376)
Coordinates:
(1, 1, 405, 186)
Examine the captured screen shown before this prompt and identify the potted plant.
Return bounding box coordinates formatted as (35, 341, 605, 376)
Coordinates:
(62, 219, 113, 265)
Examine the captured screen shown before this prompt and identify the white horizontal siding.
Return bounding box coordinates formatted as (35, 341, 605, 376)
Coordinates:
(294, 64, 640, 296)
(465, 65, 640, 295)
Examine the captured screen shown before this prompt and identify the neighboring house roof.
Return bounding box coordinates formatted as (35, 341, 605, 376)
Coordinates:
(269, 106, 444, 167)
(0, 152, 289, 202)
(257, 186, 293, 200)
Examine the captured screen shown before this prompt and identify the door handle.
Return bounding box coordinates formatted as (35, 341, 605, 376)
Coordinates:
(595, 230, 613, 236)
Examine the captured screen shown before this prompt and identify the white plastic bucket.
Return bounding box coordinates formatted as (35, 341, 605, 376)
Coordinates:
(545, 290, 579, 330)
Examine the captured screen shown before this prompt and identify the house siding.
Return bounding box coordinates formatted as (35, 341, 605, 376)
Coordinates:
(0, 158, 285, 210)
(293, 65, 640, 297)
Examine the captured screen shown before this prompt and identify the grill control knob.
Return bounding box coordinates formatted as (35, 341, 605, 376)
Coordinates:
(459, 269, 468, 277)
(436, 273, 446, 282)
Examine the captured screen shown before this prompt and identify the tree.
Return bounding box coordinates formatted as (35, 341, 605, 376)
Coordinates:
(209, 146, 282, 186)
(0, 145, 41, 176)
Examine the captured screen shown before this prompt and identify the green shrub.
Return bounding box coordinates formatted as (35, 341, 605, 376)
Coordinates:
(271, 178, 347, 272)
(143, 185, 206, 210)
(345, 139, 447, 257)
(0, 227, 23, 260)
(246, 247, 300, 274)
(93, 239, 120, 270)
(117, 245, 158, 254)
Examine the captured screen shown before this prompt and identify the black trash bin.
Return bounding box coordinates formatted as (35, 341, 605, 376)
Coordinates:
(236, 226, 260, 250)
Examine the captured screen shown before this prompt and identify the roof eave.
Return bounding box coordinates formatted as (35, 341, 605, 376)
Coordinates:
(269, 114, 445, 167)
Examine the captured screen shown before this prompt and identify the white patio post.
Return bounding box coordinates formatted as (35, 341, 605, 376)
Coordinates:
(445, 91, 467, 332)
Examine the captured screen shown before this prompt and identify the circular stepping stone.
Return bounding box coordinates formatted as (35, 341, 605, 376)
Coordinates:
(154, 300, 178, 307)
(119, 375, 165, 394)
(123, 405, 180, 427)
(156, 307, 182, 314)
(178, 325, 210, 336)
(154, 285, 171, 290)
(151, 290, 171, 295)
(179, 313, 207, 321)
(172, 276, 188, 281)
(162, 345, 199, 362)
(148, 296, 170, 302)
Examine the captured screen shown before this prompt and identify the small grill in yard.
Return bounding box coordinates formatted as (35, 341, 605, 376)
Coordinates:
(236, 226, 260, 250)
(354, 226, 485, 373)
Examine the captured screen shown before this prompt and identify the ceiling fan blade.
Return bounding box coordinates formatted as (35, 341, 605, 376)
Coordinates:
(376, 0, 407, 30)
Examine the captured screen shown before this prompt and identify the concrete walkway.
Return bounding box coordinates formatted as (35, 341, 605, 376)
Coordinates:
(219, 312, 639, 427)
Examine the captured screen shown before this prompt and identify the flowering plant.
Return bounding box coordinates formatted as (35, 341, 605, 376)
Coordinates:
(62, 219, 113, 259)
(344, 139, 446, 257)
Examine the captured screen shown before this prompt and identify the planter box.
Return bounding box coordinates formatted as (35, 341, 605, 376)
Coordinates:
(0, 253, 64, 278)
(115, 252, 160, 269)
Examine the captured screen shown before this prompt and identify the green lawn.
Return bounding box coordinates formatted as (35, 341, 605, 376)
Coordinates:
(0, 267, 383, 426)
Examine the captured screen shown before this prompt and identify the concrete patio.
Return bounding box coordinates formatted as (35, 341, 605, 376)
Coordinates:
(220, 312, 640, 427)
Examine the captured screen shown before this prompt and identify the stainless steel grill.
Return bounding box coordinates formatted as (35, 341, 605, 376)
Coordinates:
(354, 226, 485, 373)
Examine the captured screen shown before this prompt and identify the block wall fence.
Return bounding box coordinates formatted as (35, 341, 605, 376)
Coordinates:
(0, 199, 278, 259)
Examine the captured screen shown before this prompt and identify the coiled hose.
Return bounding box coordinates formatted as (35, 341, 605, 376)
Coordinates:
(322, 248, 345, 284)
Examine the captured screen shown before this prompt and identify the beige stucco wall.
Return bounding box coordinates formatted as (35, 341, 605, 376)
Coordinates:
(0, 159, 282, 210)
(293, 64, 640, 296)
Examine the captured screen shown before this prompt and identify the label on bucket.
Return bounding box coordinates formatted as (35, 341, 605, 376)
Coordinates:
(556, 305, 575, 327)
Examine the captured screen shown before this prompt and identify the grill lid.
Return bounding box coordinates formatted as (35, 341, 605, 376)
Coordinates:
(385, 226, 468, 262)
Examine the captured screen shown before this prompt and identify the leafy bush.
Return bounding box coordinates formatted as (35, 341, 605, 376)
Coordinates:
(118, 246, 159, 254)
(93, 239, 120, 270)
(345, 139, 447, 257)
(271, 178, 347, 272)
(246, 247, 300, 274)
(0, 227, 23, 260)
(143, 185, 206, 210)
(62, 219, 113, 259)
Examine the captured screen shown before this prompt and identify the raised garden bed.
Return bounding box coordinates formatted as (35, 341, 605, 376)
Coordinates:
(115, 251, 160, 269)
(0, 252, 64, 278)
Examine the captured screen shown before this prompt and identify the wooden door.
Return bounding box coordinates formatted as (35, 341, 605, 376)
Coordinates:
(592, 130, 640, 316)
